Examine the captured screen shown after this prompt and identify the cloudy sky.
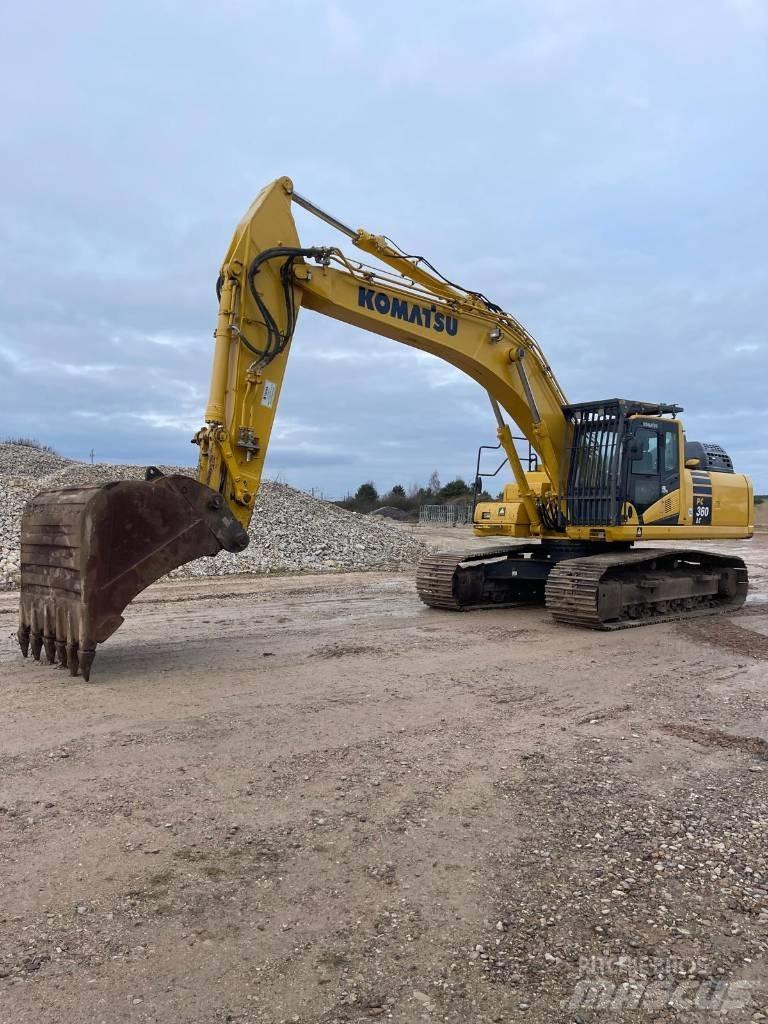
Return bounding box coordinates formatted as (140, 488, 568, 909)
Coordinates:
(2, 0, 766, 495)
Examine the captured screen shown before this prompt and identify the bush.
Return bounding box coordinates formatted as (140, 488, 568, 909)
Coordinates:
(354, 482, 379, 511)
(336, 472, 489, 516)
(438, 478, 471, 502)
(336, 481, 381, 514)
(2, 436, 58, 454)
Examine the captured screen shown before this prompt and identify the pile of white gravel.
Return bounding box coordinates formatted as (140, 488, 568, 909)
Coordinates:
(0, 443, 428, 589)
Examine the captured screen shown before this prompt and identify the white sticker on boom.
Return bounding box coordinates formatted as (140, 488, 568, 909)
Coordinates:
(261, 381, 277, 408)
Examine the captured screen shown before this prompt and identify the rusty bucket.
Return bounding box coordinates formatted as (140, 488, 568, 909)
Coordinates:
(17, 472, 249, 680)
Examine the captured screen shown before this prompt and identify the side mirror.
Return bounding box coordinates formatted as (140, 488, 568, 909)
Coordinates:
(685, 458, 700, 469)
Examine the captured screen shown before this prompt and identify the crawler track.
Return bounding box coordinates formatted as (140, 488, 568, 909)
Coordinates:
(545, 549, 748, 630)
(417, 546, 749, 630)
(416, 547, 525, 610)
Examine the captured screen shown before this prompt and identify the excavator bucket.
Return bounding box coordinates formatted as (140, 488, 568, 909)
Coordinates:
(17, 472, 249, 681)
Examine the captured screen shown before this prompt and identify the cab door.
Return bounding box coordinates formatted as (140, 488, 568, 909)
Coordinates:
(626, 420, 680, 521)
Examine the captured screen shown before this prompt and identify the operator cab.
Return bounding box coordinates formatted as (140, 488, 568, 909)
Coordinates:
(624, 416, 681, 516)
(563, 399, 738, 529)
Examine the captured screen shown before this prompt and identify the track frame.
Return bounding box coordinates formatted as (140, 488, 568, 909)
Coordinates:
(416, 543, 748, 630)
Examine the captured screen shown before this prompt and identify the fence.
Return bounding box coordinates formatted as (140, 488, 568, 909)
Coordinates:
(418, 504, 474, 526)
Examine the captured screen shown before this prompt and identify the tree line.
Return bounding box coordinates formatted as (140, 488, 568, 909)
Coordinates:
(335, 471, 496, 515)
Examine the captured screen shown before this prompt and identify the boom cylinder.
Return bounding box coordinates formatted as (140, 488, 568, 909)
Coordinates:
(206, 271, 237, 423)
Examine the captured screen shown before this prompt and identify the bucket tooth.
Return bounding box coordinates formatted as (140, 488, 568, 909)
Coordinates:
(55, 639, 68, 667)
(31, 632, 43, 661)
(18, 474, 249, 681)
(79, 649, 96, 683)
(66, 642, 79, 677)
(17, 624, 30, 658)
(43, 635, 57, 664)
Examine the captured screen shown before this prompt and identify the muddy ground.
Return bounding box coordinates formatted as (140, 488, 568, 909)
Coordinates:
(1, 529, 767, 1023)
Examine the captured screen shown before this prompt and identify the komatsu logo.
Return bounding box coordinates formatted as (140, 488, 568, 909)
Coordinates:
(358, 287, 458, 336)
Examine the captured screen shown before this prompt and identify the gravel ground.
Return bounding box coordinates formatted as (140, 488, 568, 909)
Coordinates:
(1, 558, 767, 1023)
(0, 443, 427, 588)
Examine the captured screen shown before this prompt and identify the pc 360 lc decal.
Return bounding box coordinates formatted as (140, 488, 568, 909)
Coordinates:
(693, 494, 712, 526)
(358, 287, 458, 336)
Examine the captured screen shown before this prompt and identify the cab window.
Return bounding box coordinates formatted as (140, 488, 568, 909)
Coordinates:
(663, 425, 679, 474)
(631, 429, 658, 475)
(627, 420, 679, 515)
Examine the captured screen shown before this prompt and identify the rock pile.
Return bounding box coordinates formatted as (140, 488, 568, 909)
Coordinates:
(0, 443, 428, 589)
(0, 441, 72, 479)
(370, 506, 413, 522)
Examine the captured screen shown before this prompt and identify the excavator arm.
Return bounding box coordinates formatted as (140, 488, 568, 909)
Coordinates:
(18, 176, 569, 680)
(195, 177, 569, 535)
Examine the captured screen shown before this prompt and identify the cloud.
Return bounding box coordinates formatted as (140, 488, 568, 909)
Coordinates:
(54, 363, 121, 378)
(0, 0, 765, 494)
(724, 0, 768, 33)
(72, 409, 202, 432)
(325, 4, 362, 56)
(733, 342, 763, 354)
(270, 416, 325, 441)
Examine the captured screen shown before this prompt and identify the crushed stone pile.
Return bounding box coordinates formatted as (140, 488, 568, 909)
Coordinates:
(0, 443, 428, 589)
(370, 506, 413, 522)
(0, 442, 72, 479)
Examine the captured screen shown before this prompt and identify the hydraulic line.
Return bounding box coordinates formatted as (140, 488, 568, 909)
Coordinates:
(245, 246, 331, 365)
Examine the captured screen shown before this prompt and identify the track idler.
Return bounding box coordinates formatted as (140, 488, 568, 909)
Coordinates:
(18, 472, 249, 681)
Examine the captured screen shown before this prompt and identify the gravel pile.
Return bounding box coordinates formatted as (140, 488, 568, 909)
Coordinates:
(0, 443, 428, 589)
(371, 505, 413, 522)
(0, 442, 72, 478)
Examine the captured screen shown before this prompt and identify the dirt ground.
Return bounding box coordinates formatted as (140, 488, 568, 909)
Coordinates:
(1, 528, 768, 1023)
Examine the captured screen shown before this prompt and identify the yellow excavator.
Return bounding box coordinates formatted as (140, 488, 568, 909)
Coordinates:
(18, 177, 753, 680)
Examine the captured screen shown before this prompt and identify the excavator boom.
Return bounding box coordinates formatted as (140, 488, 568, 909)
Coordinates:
(194, 177, 569, 534)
